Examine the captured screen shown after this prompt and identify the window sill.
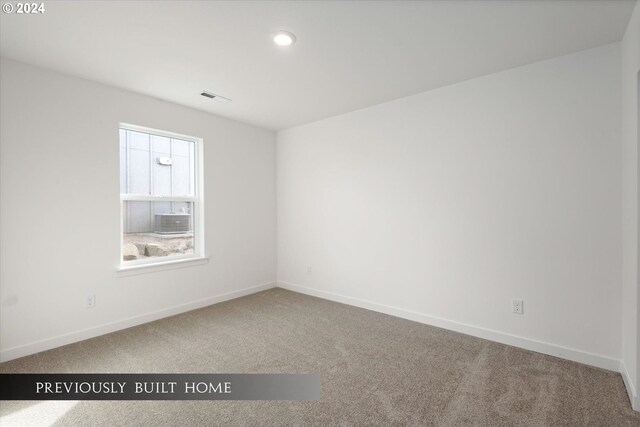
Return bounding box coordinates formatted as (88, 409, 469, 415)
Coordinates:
(116, 256, 209, 277)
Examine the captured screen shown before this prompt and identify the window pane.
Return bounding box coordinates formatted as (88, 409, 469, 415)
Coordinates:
(171, 138, 194, 197)
(152, 135, 172, 196)
(122, 201, 194, 262)
(124, 130, 151, 195)
(121, 130, 195, 197)
(172, 153, 191, 195)
(152, 134, 171, 154)
(119, 129, 127, 193)
(120, 126, 200, 267)
(127, 130, 150, 150)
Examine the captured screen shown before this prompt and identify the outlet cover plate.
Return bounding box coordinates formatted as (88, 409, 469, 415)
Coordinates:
(512, 298, 523, 315)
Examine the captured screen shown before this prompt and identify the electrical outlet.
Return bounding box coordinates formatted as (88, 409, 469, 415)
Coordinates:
(86, 294, 96, 309)
(307, 265, 312, 274)
(511, 298, 523, 315)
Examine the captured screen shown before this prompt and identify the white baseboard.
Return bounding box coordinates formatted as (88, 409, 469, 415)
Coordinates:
(0, 281, 276, 363)
(620, 359, 639, 410)
(4, 279, 634, 409)
(277, 281, 621, 372)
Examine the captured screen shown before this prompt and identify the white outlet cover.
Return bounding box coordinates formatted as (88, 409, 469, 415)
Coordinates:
(86, 294, 96, 309)
(511, 299, 523, 315)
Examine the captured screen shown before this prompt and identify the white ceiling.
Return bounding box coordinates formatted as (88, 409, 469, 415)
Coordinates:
(1, 0, 636, 131)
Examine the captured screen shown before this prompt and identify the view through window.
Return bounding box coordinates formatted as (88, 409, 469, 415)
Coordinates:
(120, 125, 201, 265)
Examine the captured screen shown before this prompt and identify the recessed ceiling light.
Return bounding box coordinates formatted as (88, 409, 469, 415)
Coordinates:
(272, 31, 296, 47)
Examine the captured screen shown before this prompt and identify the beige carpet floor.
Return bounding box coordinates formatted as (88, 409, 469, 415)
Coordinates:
(1, 288, 638, 426)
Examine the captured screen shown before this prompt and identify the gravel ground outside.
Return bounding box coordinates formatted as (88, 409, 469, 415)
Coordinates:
(122, 233, 194, 261)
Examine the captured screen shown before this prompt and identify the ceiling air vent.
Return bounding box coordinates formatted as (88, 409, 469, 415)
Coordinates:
(201, 91, 231, 103)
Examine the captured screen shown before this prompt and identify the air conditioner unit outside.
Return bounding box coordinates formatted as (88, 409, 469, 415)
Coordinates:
(154, 213, 191, 234)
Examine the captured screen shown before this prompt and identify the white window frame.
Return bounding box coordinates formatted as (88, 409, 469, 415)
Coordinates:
(118, 123, 205, 271)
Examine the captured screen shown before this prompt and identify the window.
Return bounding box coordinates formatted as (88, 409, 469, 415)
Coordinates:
(119, 124, 203, 267)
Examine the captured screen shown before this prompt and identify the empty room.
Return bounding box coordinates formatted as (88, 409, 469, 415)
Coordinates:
(1, 0, 639, 425)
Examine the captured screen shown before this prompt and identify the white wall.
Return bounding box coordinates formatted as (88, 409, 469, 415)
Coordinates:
(278, 44, 622, 369)
(0, 27, 629, 390)
(621, 0, 640, 409)
(0, 58, 277, 361)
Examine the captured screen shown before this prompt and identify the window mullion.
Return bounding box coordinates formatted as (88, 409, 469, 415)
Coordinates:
(121, 194, 197, 203)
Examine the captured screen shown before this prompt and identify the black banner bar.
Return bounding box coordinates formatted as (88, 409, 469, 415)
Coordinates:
(0, 374, 320, 401)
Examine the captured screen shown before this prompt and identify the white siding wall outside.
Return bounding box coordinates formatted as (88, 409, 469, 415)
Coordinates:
(120, 129, 195, 233)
